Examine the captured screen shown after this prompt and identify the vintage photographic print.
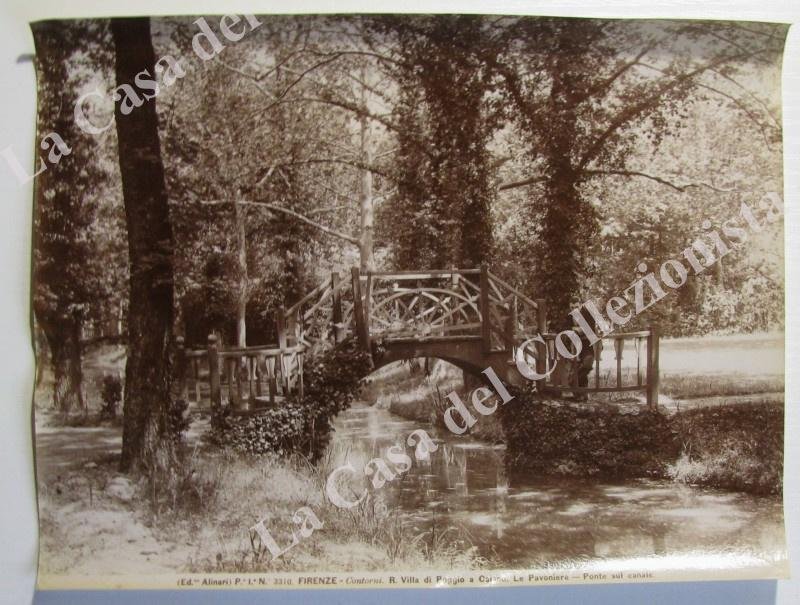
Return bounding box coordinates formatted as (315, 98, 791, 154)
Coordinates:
(28, 14, 788, 589)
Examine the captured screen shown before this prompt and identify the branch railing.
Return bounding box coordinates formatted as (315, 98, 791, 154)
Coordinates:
(483, 266, 545, 354)
(360, 269, 484, 349)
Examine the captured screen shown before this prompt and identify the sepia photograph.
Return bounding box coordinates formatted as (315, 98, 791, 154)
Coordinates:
(26, 13, 789, 589)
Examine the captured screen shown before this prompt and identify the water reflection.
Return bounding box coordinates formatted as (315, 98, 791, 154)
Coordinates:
(329, 402, 785, 569)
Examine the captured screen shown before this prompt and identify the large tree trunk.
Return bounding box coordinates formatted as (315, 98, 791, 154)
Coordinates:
(537, 39, 596, 326)
(111, 17, 178, 475)
(40, 318, 85, 414)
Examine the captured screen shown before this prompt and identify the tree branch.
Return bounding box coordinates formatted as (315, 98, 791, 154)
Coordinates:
(497, 175, 548, 191)
(577, 46, 775, 171)
(583, 169, 735, 192)
(197, 199, 360, 246)
(498, 169, 735, 192)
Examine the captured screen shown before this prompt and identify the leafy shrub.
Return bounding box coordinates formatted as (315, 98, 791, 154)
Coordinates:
(208, 338, 371, 458)
(208, 404, 307, 456)
(669, 402, 783, 495)
(99, 374, 122, 420)
(299, 338, 372, 458)
(501, 388, 680, 478)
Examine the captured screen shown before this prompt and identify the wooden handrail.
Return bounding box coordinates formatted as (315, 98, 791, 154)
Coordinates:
(485, 270, 539, 310)
(286, 279, 330, 317)
(540, 330, 651, 340)
(368, 269, 480, 278)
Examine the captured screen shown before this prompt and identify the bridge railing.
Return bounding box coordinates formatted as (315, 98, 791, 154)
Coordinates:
(357, 269, 484, 349)
(277, 265, 549, 362)
(177, 267, 660, 411)
(534, 327, 660, 408)
(282, 271, 354, 350)
(176, 335, 305, 411)
(483, 266, 546, 355)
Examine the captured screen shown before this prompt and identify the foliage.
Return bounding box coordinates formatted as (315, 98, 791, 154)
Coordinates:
(491, 19, 786, 327)
(98, 374, 122, 420)
(669, 402, 783, 495)
(31, 20, 120, 413)
(298, 339, 373, 458)
(207, 404, 308, 456)
(375, 16, 499, 269)
(500, 387, 783, 495)
(500, 389, 680, 478)
(208, 338, 371, 458)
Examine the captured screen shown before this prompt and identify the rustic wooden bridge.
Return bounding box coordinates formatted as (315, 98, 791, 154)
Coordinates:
(177, 266, 660, 412)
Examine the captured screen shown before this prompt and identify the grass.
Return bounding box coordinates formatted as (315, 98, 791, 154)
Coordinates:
(149, 443, 489, 573)
(667, 401, 784, 495)
(659, 373, 784, 400)
(576, 365, 783, 402)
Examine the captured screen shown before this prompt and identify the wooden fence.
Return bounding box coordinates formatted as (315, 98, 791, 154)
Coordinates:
(534, 327, 660, 408)
(176, 335, 305, 411)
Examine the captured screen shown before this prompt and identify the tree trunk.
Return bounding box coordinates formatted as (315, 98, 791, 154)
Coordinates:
(359, 83, 376, 272)
(234, 199, 248, 347)
(111, 17, 178, 476)
(41, 318, 85, 414)
(537, 42, 595, 325)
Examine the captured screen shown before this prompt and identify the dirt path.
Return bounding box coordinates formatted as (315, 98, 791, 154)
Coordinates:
(35, 414, 213, 578)
(35, 424, 122, 483)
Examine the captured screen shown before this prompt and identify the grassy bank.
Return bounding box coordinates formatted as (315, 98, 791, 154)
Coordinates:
(364, 360, 783, 496)
(667, 401, 784, 495)
(37, 442, 488, 575)
(660, 373, 783, 400)
(501, 396, 783, 495)
(171, 449, 487, 572)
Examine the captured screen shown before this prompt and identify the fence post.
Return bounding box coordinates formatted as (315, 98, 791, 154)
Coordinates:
(504, 298, 517, 353)
(175, 336, 188, 402)
(479, 263, 491, 353)
(276, 308, 288, 394)
(351, 267, 368, 351)
(207, 334, 221, 408)
(363, 272, 373, 352)
(331, 272, 343, 343)
(277, 308, 287, 349)
(646, 324, 660, 411)
(298, 352, 305, 400)
(286, 309, 297, 347)
(536, 298, 547, 389)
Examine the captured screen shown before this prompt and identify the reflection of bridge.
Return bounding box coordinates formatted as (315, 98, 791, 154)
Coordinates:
(177, 266, 660, 411)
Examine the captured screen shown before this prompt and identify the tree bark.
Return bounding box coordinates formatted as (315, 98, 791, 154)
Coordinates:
(111, 17, 178, 475)
(40, 318, 86, 414)
(359, 114, 376, 272)
(358, 69, 376, 272)
(234, 199, 248, 347)
(536, 33, 596, 324)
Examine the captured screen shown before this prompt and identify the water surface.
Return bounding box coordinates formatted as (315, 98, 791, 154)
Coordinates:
(330, 402, 785, 569)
